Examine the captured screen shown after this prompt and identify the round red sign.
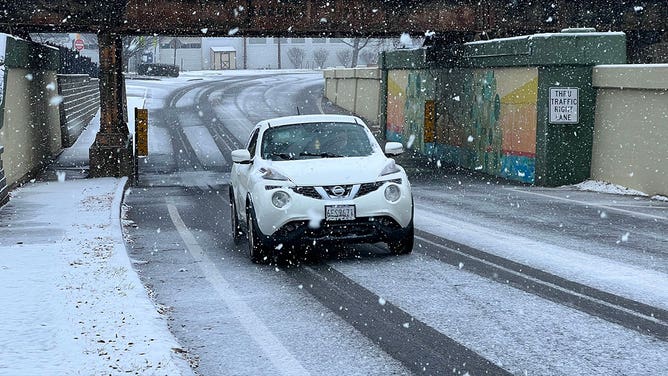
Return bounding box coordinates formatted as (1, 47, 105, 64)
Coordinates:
(74, 39, 84, 51)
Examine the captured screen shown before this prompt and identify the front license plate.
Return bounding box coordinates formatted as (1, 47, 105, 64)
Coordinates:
(325, 205, 356, 221)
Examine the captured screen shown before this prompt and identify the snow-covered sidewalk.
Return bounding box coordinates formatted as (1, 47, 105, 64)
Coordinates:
(0, 176, 193, 375)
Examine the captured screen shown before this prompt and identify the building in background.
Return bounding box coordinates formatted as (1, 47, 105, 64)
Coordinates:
(155, 37, 401, 71)
(29, 34, 406, 72)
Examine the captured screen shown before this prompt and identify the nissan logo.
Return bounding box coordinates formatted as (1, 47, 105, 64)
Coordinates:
(331, 186, 346, 196)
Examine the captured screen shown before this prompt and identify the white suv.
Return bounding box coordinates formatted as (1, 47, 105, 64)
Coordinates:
(229, 114, 413, 263)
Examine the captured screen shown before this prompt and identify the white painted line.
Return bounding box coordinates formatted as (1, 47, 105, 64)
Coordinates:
(165, 199, 310, 376)
(505, 188, 668, 221)
(316, 96, 325, 114)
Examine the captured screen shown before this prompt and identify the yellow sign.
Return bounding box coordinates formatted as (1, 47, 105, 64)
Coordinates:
(135, 108, 148, 156)
(424, 100, 436, 143)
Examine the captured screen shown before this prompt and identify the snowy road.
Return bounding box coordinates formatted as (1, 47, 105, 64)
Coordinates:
(122, 71, 668, 375)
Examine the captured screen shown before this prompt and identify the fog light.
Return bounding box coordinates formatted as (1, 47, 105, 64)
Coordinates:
(272, 191, 291, 208)
(384, 184, 401, 202)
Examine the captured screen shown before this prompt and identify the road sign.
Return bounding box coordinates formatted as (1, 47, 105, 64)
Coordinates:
(549, 87, 579, 124)
(74, 39, 84, 51)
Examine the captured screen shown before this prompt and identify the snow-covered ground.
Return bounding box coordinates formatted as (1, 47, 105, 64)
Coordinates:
(0, 97, 193, 376)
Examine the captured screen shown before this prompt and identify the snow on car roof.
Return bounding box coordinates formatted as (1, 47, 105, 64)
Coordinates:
(258, 114, 363, 129)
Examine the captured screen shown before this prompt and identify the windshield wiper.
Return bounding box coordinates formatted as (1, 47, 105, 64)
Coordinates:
(299, 151, 344, 158)
(270, 152, 296, 160)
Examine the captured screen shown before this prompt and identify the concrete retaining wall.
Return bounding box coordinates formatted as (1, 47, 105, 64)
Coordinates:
(591, 65, 668, 196)
(1, 68, 62, 186)
(323, 67, 381, 125)
(0, 35, 62, 204)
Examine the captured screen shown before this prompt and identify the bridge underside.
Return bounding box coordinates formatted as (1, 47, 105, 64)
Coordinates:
(1, 1, 666, 177)
(2, 1, 666, 38)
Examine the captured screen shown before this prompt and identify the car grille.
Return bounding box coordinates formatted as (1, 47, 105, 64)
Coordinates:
(290, 178, 402, 200)
(356, 182, 384, 198)
(323, 185, 354, 197)
(290, 186, 321, 199)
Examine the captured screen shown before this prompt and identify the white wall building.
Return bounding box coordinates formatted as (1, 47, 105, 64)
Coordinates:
(156, 37, 398, 71)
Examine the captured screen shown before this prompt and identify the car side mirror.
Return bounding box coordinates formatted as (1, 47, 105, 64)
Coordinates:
(384, 142, 404, 156)
(231, 149, 252, 164)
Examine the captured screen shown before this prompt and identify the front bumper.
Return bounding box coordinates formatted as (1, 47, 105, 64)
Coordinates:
(269, 216, 411, 247)
(250, 176, 413, 240)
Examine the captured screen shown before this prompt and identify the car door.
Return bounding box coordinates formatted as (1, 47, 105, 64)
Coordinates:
(234, 128, 260, 222)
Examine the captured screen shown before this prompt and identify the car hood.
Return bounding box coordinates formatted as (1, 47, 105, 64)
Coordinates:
(269, 156, 397, 186)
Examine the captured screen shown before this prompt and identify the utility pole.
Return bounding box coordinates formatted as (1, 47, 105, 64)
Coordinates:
(277, 37, 282, 69)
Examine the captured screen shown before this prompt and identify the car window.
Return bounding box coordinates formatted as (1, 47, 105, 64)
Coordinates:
(261, 122, 374, 160)
(247, 129, 259, 157)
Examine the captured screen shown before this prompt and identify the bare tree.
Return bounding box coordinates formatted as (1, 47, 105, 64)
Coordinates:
(339, 37, 371, 67)
(336, 49, 352, 67)
(123, 36, 159, 71)
(287, 47, 305, 68)
(313, 48, 329, 69)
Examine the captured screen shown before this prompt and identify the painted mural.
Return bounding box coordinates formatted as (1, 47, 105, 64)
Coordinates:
(387, 69, 437, 150)
(495, 68, 538, 183)
(386, 66, 537, 183)
(386, 70, 408, 142)
(432, 67, 538, 183)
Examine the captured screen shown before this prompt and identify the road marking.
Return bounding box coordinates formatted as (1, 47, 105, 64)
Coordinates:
(316, 97, 325, 114)
(504, 188, 668, 221)
(165, 199, 310, 376)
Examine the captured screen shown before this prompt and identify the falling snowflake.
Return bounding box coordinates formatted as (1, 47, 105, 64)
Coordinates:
(307, 208, 323, 229)
(49, 96, 64, 106)
(406, 134, 416, 148)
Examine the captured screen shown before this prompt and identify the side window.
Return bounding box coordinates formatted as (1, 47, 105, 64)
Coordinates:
(247, 129, 259, 157)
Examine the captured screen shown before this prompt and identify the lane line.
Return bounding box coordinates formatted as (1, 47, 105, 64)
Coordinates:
(165, 199, 310, 376)
(504, 188, 668, 221)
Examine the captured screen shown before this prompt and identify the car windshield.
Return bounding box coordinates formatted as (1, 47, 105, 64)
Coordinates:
(260, 122, 374, 160)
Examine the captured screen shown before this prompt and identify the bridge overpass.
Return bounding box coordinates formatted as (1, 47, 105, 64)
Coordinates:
(1, 0, 666, 177)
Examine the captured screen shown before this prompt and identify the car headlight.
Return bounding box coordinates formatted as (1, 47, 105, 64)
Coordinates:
(380, 160, 401, 176)
(271, 190, 291, 208)
(384, 184, 401, 202)
(260, 167, 290, 181)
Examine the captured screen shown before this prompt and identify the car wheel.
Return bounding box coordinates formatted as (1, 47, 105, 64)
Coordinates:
(247, 204, 270, 263)
(388, 222, 414, 255)
(229, 192, 244, 245)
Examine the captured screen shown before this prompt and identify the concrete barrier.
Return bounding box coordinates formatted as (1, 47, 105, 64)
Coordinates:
(323, 67, 381, 126)
(591, 65, 668, 196)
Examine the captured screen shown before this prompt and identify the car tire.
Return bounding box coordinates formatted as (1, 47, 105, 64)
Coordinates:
(247, 204, 270, 263)
(388, 222, 414, 255)
(229, 191, 244, 245)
